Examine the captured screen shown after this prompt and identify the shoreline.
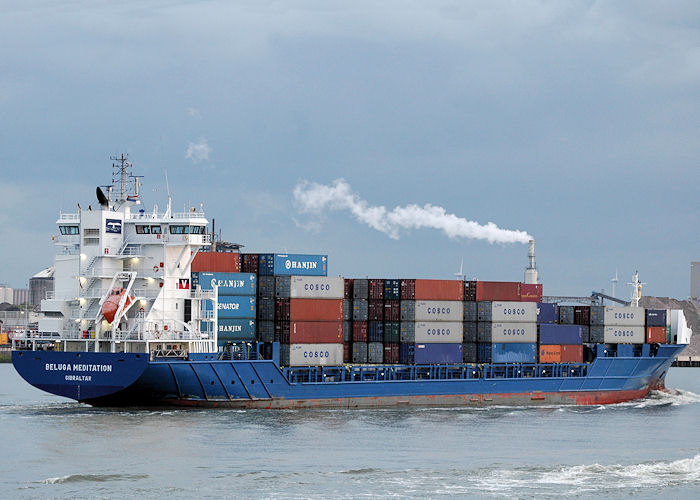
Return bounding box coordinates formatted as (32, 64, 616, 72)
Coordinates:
(0, 351, 11, 363)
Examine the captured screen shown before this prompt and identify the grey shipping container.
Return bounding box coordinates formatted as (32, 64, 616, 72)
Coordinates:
(352, 342, 368, 363)
(400, 321, 463, 343)
(590, 325, 605, 343)
(256, 297, 275, 321)
(353, 299, 368, 321)
(604, 326, 644, 344)
(353, 279, 369, 299)
(368, 342, 384, 363)
(463, 321, 477, 343)
(344, 299, 352, 321)
(400, 300, 415, 321)
(478, 322, 537, 343)
(478, 301, 537, 323)
(413, 300, 463, 322)
(603, 307, 645, 327)
(590, 306, 605, 326)
(257, 276, 276, 298)
(580, 325, 590, 343)
(257, 320, 275, 342)
(276, 276, 345, 299)
(343, 321, 352, 342)
(280, 343, 344, 366)
(462, 342, 478, 363)
(463, 301, 478, 322)
(559, 306, 575, 324)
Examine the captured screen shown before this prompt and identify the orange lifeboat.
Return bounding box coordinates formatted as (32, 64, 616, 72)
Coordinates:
(102, 288, 134, 323)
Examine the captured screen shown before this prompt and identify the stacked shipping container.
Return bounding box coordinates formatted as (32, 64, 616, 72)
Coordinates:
(192, 256, 673, 367)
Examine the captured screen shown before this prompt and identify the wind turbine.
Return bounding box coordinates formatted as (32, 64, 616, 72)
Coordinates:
(454, 257, 466, 281)
(611, 269, 618, 298)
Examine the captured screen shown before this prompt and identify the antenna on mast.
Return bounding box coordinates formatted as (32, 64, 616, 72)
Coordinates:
(164, 169, 172, 217)
(628, 271, 646, 307)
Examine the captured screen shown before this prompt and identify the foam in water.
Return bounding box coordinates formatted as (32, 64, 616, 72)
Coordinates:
(42, 473, 149, 484)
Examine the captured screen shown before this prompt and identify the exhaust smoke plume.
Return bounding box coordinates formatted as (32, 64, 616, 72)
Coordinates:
(293, 179, 532, 244)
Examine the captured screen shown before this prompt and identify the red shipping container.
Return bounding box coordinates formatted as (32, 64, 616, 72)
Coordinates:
(561, 344, 583, 363)
(275, 298, 344, 321)
(368, 300, 384, 321)
(383, 343, 400, 363)
(520, 283, 542, 302)
(278, 321, 343, 343)
(384, 300, 400, 322)
(573, 306, 590, 325)
(646, 326, 666, 344)
(464, 281, 477, 301)
(539, 345, 562, 363)
(414, 279, 463, 301)
(400, 279, 415, 300)
(475, 281, 521, 301)
(344, 279, 354, 299)
(352, 321, 368, 341)
(369, 279, 384, 300)
(343, 342, 351, 363)
(191, 252, 240, 273)
(240, 253, 258, 273)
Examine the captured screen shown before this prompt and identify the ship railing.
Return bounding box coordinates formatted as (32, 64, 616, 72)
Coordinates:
(125, 211, 207, 220)
(282, 363, 589, 384)
(189, 289, 216, 300)
(57, 212, 80, 221)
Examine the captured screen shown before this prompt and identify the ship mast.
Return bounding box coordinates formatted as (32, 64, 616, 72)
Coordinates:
(628, 271, 646, 307)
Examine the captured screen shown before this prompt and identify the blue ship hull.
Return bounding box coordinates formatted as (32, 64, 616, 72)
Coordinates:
(12, 344, 685, 408)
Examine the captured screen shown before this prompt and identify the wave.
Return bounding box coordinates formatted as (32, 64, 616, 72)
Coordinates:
(41, 473, 149, 484)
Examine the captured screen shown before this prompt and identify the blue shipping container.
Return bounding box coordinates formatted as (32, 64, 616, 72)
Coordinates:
(197, 272, 257, 295)
(539, 324, 582, 345)
(215, 295, 256, 319)
(645, 309, 667, 327)
(477, 343, 492, 363)
(258, 253, 328, 276)
(368, 321, 384, 342)
(400, 343, 462, 364)
(491, 343, 537, 363)
(537, 303, 558, 324)
(217, 319, 256, 341)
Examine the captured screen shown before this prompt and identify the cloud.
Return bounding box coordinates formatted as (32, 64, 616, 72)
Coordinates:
(185, 138, 212, 163)
(294, 179, 532, 244)
(187, 107, 202, 118)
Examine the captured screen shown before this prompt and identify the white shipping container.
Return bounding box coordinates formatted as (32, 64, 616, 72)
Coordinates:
(489, 322, 537, 343)
(283, 343, 344, 366)
(414, 301, 463, 322)
(603, 326, 645, 344)
(603, 307, 645, 326)
(414, 322, 463, 343)
(289, 276, 345, 299)
(489, 302, 538, 322)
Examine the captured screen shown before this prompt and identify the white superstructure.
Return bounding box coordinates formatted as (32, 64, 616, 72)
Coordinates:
(24, 155, 217, 356)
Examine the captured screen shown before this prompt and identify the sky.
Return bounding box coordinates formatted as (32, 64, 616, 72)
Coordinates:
(0, 0, 698, 299)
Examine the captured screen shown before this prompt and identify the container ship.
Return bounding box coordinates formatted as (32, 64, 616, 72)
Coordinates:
(11, 157, 693, 408)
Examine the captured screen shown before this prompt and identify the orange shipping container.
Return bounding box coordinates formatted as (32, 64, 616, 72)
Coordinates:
(646, 326, 666, 344)
(561, 344, 583, 363)
(414, 279, 463, 301)
(520, 283, 543, 303)
(476, 281, 521, 301)
(539, 345, 562, 363)
(278, 321, 343, 344)
(0, 333, 8, 345)
(286, 299, 344, 321)
(191, 252, 240, 273)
